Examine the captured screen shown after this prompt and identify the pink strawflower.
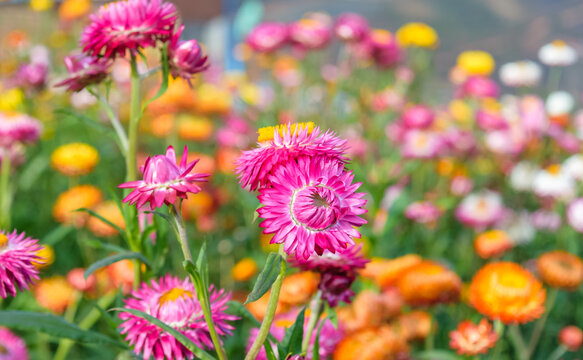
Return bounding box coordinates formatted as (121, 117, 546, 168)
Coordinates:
(530, 209, 561, 231)
(567, 198, 583, 233)
(476, 109, 508, 131)
(519, 95, 548, 136)
(401, 130, 443, 159)
(456, 76, 499, 99)
(80, 0, 178, 58)
(0, 327, 29, 360)
(334, 13, 369, 42)
(443, 129, 476, 154)
(55, 54, 113, 92)
(14, 62, 48, 91)
(455, 191, 505, 229)
(119, 275, 237, 360)
(0, 112, 42, 147)
(289, 17, 332, 50)
(236, 123, 347, 191)
(0, 230, 43, 298)
(257, 156, 367, 260)
(368, 29, 402, 68)
(119, 146, 208, 210)
(450, 175, 474, 196)
(405, 201, 441, 225)
(246, 22, 289, 53)
(401, 105, 434, 129)
(168, 26, 208, 80)
(0, 144, 26, 168)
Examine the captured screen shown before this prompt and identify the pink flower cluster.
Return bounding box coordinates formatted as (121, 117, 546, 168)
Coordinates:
(0, 112, 42, 167)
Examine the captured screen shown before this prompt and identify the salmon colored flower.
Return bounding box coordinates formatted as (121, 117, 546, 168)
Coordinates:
(87, 201, 126, 237)
(0, 231, 43, 298)
(181, 191, 214, 220)
(469, 262, 546, 324)
(337, 288, 403, 334)
(537, 250, 583, 290)
(278, 271, 319, 307)
(34, 276, 76, 313)
(559, 326, 583, 351)
(396, 311, 433, 341)
(474, 230, 513, 259)
(449, 319, 498, 355)
(397, 260, 461, 306)
(53, 185, 103, 226)
(67, 268, 97, 292)
(51, 142, 99, 176)
(231, 258, 258, 282)
(107, 259, 135, 294)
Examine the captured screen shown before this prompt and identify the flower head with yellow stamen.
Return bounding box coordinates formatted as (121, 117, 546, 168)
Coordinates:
(0, 230, 43, 298)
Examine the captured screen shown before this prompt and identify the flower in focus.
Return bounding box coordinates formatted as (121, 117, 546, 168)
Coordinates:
(537, 250, 583, 290)
(246, 22, 289, 52)
(289, 16, 332, 50)
(559, 326, 583, 352)
(0, 231, 43, 298)
(455, 190, 504, 229)
(469, 262, 546, 324)
(257, 156, 367, 260)
(457, 51, 495, 76)
(119, 146, 208, 210)
(55, 54, 113, 92)
(449, 319, 498, 355)
(168, 26, 209, 80)
(33, 245, 54, 269)
(397, 260, 461, 307)
(0, 112, 42, 146)
(34, 276, 75, 313)
(333, 325, 409, 360)
(0, 327, 29, 360)
(59, 0, 92, 21)
(53, 185, 103, 226)
(231, 257, 258, 282)
(80, 0, 178, 58)
(538, 40, 578, 66)
(51, 142, 99, 177)
(236, 122, 347, 191)
(334, 13, 369, 42)
(396, 22, 438, 48)
(368, 29, 402, 68)
(87, 201, 126, 237)
(532, 164, 574, 200)
(474, 230, 513, 259)
(499, 61, 542, 87)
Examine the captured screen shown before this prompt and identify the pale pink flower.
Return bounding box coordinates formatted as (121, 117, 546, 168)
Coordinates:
(567, 198, 583, 233)
(0, 327, 29, 360)
(405, 201, 441, 225)
(456, 76, 499, 99)
(519, 95, 548, 136)
(451, 175, 474, 196)
(246, 22, 289, 53)
(455, 191, 505, 229)
(334, 13, 369, 42)
(0, 112, 42, 147)
(0, 230, 43, 298)
(530, 209, 561, 231)
(401, 105, 434, 129)
(289, 17, 331, 50)
(401, 130, 443, 159)
(476, 109, 508, 131)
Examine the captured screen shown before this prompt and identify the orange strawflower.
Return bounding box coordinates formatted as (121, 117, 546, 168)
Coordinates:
(360, 254, 422, 288)
(106, 259, 135, 294)
(231, 258, 258, 282)
(34, 276, 76, 313)
(53, 185, 103, 227)
(474, 230, 513, 259)
(177, 115, 213, 141)
(246, 291, 288, 322)
(181, 191, 214, 220)
(187, 152, 215, 175)
(278, 271, 319, 307)
(58, 0, 91, 21)
(149, 113, 174, 138)
(537, 250, 583, 290)
(338, 289, 403, 334)
(469, 262, 546, 324)
(397, 260, 461, 306)
(87, 201, 125, 237)
(51, 143, 99, 177)
(333, 325, 409, 360)
(396, 311, 433, 341)
(449, 319, 498, 355)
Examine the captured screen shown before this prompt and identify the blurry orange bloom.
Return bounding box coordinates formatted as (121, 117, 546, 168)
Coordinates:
(278, 271, 319, 307)
(469, 262, 546, 324)
(58, 0, 91, 21)
(396, 260, 461, 306)
(216, 147, 239, 174)
(35, 276, 76, 314)
(67, 268, 97, 293)
(147, 78, 196, 116)
(537, 250, 583, 290)
(5, 30, 28, 49)
(51, 143, 99, 177)
(87, 201, 125, 237)
(474, 230, 513, 259)
(182, 191, 214, 220)
(231, 258, 258, 282)
(246, 291, 288, 322)
(107, 259, 135, 294)
(33, 245, 54, 269)
(177, 115, 213, 141)
(53, 185, 103, 227)
(149, 113, 175, 138)
(333, 325, 409, 360)
(187, 152, 215, 175)
(360, 254, 422, 289)
(436, 158, 456, 177)
(338, 289, 403, 334)
(449, 319, 498, 355)
(196, 84, 231, 114)
(396, 311, 433, 341)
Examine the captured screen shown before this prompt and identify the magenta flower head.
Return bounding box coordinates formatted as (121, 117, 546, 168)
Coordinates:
(0, 112, 42, 147)
(456, 76, 500, 99)
(80, 0, 178, 58)
(334, 13, 369, 42)
(119, 275, 237, 359)
(401, 105, 435, 129)
(14, 62, 48, 91)
(236, 122, 347, 191)
(368, 29, 402, 68)
(0, 230, 44, 298)
(257, 156, 367, 260)
(246, 22, 289, 53)
(476, 109, 508, 131)
(0, 327, 29, 360)
(55, 54, 113, 92)
(119, 146, 209, 210)
(168, 26, 209, 80)
(289, 17, 332, 50)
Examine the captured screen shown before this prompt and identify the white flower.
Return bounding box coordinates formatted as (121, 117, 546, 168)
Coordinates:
(509, 161, 538, 191)
(567, 198, 583, 232)
(499, 61, 542, 87)
(532, 165, 575, 200)
(499, 210, 535, 245)
(546, 91, 574, 116)
(538, 40, 578, 66)
(563, 154, 583, 181)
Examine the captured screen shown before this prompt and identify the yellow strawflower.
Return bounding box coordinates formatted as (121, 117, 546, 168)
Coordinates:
(396, 22, 439, 48)
(457, 51, 495, 76)
(51, 142, 99, 177)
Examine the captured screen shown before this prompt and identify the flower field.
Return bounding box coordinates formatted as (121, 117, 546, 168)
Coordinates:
(1, 1, 583, 359)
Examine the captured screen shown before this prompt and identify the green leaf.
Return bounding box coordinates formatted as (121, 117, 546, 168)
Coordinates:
(0, 311, 126, 348)
(144, 210, 172, 223)
(142, 43, 170, 112)
(84, 252, 150, 280)
(18, 155, 49, 191)
(264, 340, 277, 360)
(76, 207, 125, 236)
(311, 318, 327, 360)
(325, 303, 338, 329)
(55, 108, 114, 134)
(415, 350, 462, 360)
(113, 308, 216, 360)
(43, 225, 74, 246)
(196, 240, 209, 287)
(83, 238, 127, 253)
(277, 307, 305, 360)
(245, 252, 283, 304)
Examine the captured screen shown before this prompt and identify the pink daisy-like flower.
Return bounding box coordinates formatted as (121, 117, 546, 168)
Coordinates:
(257, 156, 367, 260)
(455, 191, 505, 229)
(289, 17, 332, 50)
(55, 54, 113, 92)
(368, 29, 402, 68)
(119, 275, 237, 360)
(246, 22, 289, 53)
(405, 201, 441, 225)
(400, 129, 443, 159)
(236, 122, 347, 191)
(476, 109, 508, 131)
(80, 0, 178, 58)
(168, 26, 208, 80)
(0, 327, 29, 360)
(0, 230, 44, 298)
(401, 105, 435, 129)
(456, 76, 499, 99)
(334, 13, 369, 42)
(0, 112, 42, 147)
(119, 145, 208, 210)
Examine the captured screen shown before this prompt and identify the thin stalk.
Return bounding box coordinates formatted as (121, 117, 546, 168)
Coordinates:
(127, 54, 141, 183)
(424, 308, 435, 351)
(301, 290, 323, 355)
(489, 320, 504, 360)
(508, 325, 528, 360)
(90, 89, 129, 155)
(526, 288, 558, 357)
(54, 292, 82, 360)
(0, 153, 11, 230)
(170, 205, 227, 360)
(547, 345, 567, 360)
(245, 244, 286, 360)
(140, 65, 162, 79)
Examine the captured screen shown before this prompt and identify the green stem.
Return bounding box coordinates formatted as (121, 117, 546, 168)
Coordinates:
(526, 288, 558, 357)
(489, 320, 504, 360)
(0, 153, 12, 230)
(301, 290, 323, 355)
(509, 325, 528, 360)
(547, 67, 562, 93)
(53, 292, 82, 360)
(170, 205, 227, 360)
(127, 54, 141, 183)
(90, 89, 129, 156)
(424, 308, 435, 351)
(547, 345, 567, 360)
(245, 244, 286, 360)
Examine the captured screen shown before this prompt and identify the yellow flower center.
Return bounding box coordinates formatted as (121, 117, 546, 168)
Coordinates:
(257, 122, 315, 142)
(0, 234, 7, 248)
(547, 164, 561, 175)
(498, 272, 528, 289)
(158, 287, 193, 305)
(33, 245, 54, 269)
(552, 40, 566, 48)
